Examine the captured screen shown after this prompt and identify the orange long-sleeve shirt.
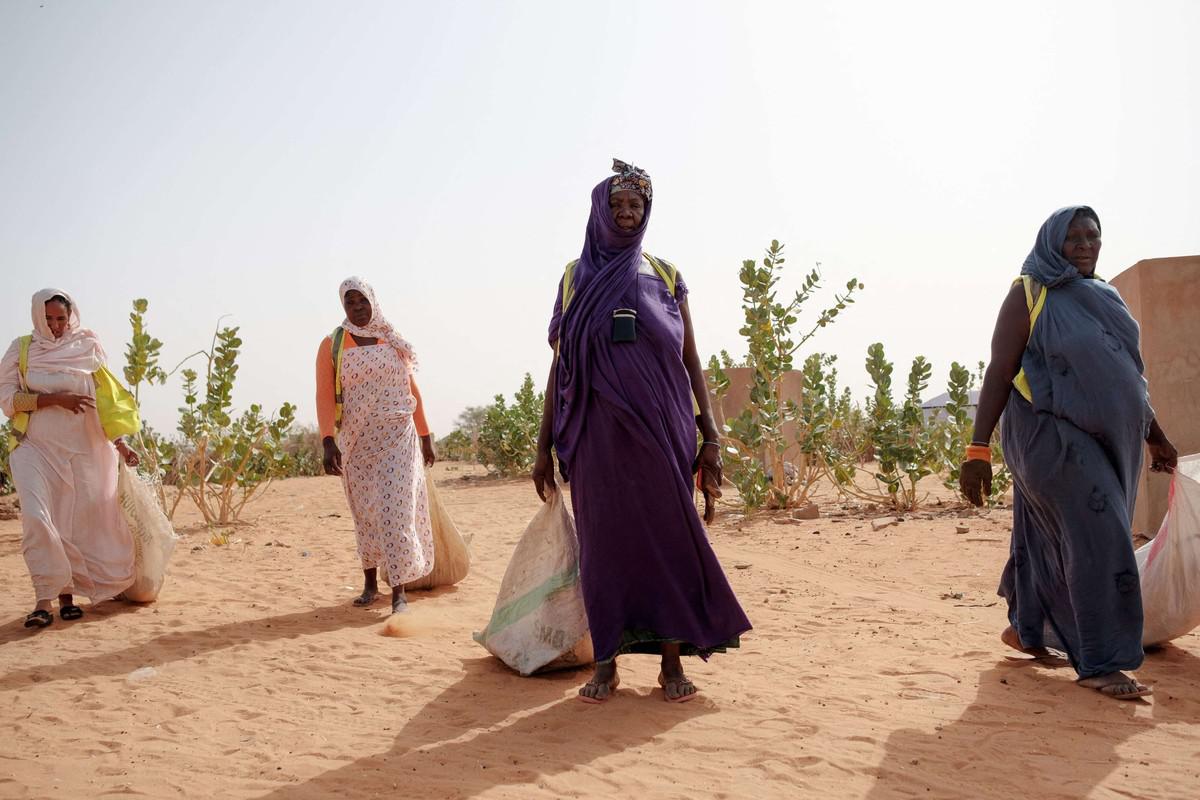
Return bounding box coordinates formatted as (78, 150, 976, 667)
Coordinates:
(316, 335, 430, 439)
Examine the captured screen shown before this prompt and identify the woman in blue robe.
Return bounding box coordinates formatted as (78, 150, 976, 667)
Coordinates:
(962, 206, 1178, 699)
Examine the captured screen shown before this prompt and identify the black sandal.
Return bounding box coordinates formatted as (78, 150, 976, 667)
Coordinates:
(60, 605, 84, 621)
(24, 610, 53, 628)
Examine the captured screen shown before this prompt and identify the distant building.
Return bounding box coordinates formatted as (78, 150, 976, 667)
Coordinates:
(921, 390, 980, 422)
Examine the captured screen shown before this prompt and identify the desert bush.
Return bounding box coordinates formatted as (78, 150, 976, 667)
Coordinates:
(121, 299, 176, 510)
(281, 426, 323, 477)
(476, 373, 543, 477)
(167, 325, 296, 525)
(437, 429, 475, 462)
(933, 361, 1012, 506)
(0, 420, 13, 495)
(708, 240, 862, 510)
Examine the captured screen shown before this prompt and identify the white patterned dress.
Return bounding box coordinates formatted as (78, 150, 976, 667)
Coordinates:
(337, 342, 434, 586)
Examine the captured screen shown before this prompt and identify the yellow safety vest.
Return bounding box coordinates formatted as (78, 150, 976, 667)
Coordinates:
(1011, 276, 1048, 403)
(330, 327, 348, 434)
(7, 335, 141, 451)
(560, 252, 679, 313)
(558, 254, 700, 417)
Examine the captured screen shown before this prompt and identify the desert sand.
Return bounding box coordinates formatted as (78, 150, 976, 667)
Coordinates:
(2, 464, 1198, 800)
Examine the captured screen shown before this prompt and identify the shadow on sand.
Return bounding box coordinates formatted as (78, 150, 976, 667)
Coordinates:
(253, 656, 715, 799)
(0, 598, 403, 690)
(866, 643, 1200, 799)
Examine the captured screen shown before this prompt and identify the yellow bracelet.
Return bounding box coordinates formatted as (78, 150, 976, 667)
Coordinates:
(965, 444, 992, 463)
(13, 391, 38, 413)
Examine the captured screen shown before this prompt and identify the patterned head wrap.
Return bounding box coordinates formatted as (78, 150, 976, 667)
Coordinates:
(338, 276, 418, 371)
(609, 158, 652, 202)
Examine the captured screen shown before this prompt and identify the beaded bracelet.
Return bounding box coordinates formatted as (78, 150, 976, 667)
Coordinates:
(965, 444, 992, 463)
(13, 391, 38, 413)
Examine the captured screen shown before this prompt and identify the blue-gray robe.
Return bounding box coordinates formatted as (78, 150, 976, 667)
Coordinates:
(998, 206, 1152, 678)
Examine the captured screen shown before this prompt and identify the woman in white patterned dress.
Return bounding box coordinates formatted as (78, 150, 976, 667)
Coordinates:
(316, 277, 435, 613)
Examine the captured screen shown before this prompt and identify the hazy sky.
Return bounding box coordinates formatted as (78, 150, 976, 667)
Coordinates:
(3, 0, 1197, 437)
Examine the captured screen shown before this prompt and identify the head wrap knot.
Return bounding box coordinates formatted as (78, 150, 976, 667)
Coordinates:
(609, 158, 652, 202)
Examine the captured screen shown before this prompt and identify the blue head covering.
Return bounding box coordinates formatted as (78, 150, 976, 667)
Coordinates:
(1021, 205, 1101, 288)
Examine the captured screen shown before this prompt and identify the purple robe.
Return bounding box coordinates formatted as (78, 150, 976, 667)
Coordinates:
(547, 179, 751, 663)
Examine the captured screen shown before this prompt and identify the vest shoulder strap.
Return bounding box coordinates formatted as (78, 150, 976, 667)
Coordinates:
(561, 260, 581, 313)
(560, 254, 681, 314)
(331, 327, 345, 403)
(644, 253, 679, 298)
(18, 335, 31, 384)
(1011, 276, 1049, 403)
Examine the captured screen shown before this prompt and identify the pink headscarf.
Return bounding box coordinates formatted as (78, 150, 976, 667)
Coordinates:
(24, 288, 105, 377)
(338, 277, 417, 370)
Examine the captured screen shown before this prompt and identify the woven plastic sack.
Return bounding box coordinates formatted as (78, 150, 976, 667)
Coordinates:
(473, 489, 594, 676)
(402, 472, 471, 591)
(117, 463, 179, 603)
(1136, 453, 1200, 646)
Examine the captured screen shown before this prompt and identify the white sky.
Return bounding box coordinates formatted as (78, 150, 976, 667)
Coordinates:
(2, 0, 1197, 436)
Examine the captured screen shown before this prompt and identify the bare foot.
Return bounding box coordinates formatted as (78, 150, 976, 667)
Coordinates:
(1077, 672, 1152, 700)
(578, 662, 620, 704)
(391, 587, 408, 614)
(1001, 625, 1053, 659)
(659, 643, 699, 702)
(352, 588, 378, 606)
(658, 670, 699, 702)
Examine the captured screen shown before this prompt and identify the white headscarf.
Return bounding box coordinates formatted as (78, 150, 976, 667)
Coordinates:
(25, 288, 105, 376)
(338, 277, 417, 370)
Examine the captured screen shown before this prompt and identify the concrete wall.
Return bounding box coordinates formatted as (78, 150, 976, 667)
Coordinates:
(705, 367, 805, 460)
(1110, 256, 1200, 536)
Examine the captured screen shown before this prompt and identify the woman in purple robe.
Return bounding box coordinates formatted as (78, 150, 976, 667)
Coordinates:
(532, 160, 751, 704)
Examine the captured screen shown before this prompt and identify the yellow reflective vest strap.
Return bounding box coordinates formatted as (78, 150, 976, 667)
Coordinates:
(7, 335, 33, 451)
(557, 256, 698, 415)
(560, 253, 679, 314)
(561, 259, 581, 313)
(7, 334, 141, 451)
(331, 326, 346, 433)
(1011, 275, 1048, 403)
(643, 253, 679, 298)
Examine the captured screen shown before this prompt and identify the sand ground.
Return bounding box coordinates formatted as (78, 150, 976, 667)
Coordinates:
(2, 464, 1198, 799)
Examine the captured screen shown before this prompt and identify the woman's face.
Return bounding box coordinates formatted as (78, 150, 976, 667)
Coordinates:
(609, 190, 646, 231)
(45, 300, 70, 339)
(343, 290, 373, 327)
(1061, 215, 1102, 276)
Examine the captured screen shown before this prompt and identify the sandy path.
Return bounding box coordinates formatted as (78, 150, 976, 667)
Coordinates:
(1, 465, 1198, 799)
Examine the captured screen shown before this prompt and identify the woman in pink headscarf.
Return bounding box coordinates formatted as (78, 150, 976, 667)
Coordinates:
(316, 277, 436, 614)
(0, 290, 140, 629)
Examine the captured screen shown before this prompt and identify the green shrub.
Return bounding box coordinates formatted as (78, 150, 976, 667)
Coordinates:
(476, 373, 543, 477)
(707, 240, 862, 510)
(168, 325, 296, 525)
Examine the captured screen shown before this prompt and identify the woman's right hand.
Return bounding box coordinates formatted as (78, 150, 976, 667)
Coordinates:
(49, 392, 95, 414)
(960, 459, 993, 507)
(532, 448, 556, 502)
(322, 437, 343, 476)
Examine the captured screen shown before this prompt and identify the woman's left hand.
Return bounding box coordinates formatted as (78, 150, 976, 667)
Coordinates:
(114, 439, 140, 468)
(1149, 437, 1178, 474)
(697, 442, 723, 523)
(421, 435, 437, 468)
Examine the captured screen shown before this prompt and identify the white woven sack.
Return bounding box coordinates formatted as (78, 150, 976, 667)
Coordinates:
(473, 489, 593, 676)
(1136, 453, 1200, 646)
(118, 463, 179, 603)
